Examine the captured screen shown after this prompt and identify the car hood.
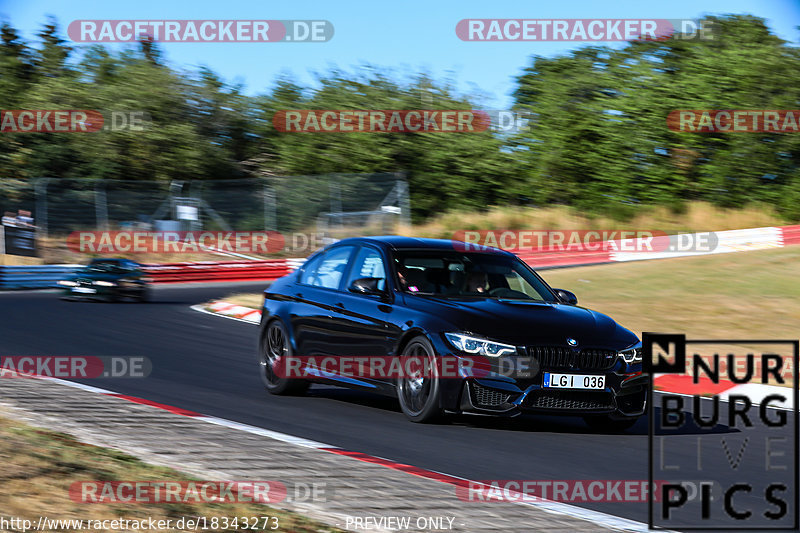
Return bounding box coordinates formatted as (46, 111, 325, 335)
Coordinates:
(403, 295, 638, 350)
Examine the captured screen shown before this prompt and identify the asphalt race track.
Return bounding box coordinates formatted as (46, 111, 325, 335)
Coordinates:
(1, 284, 794, 530)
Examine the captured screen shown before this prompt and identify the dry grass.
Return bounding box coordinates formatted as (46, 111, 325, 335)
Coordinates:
(400, 202, 786, 240)
(0, 415, 342, 532)
(540, 247, 800, 341)
(542, 248, 799, 387)
(0, 254, 45, 266)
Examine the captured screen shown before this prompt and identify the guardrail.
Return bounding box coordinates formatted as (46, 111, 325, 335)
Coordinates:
(0, 260, 293, 289)
(141, 260, 290, 283)
(0, 264, 83, 289)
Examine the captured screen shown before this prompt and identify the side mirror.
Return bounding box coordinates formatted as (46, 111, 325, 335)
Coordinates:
(348, 277, 386, 296)
(554, 288, 578, 305)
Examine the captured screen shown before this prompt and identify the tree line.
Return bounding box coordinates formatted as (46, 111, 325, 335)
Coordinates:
(0, 15, 798, 221)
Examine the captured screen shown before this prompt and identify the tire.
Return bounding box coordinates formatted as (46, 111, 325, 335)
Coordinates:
(137, 286, 150, 302)
(396, 336, 443, 423)
(258, 320, 309, 395)
(583, 415, 639, 432)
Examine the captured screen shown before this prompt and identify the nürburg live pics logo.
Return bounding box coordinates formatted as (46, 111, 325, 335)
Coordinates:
(645, 333, 799, 530)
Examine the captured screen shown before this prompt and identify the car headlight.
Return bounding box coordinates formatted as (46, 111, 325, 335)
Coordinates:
(619, 343, 643, 364)
(93, 281, 116, 287)
(445, 333, 517, 357)
(58, 280, 77, 287)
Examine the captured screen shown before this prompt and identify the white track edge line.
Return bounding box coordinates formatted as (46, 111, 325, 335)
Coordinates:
(199, 415, 331, 449)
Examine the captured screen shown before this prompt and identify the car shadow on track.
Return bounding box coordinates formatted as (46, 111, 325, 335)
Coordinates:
(304, 386, 743, 436)
(306, 386, 402, 413)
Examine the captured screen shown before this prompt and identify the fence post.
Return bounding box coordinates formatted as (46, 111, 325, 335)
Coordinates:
(329, 176, 342, 229)
(95, 180, 109, 229)
(264, 182, 276, 231)
(34, 178, 50, 238)
(396, 173, 411, 227)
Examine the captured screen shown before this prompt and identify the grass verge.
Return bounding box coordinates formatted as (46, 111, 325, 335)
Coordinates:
(0, 415, 342, 532)
(540, 247, 800, 341)
(401, 201, 787, 239)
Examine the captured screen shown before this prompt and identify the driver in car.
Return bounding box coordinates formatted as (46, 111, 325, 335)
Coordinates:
(465, 271, 488, 293)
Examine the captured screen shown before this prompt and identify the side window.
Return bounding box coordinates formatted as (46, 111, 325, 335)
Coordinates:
(299, 253, 324, 285)
(346, 247, 387, 291)
(307, 246, 355, 290)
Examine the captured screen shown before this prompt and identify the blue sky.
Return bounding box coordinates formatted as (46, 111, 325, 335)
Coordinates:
(1, 0, 798, 107)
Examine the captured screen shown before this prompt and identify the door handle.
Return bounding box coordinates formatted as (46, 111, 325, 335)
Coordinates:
(335, 302, 345, 308)
(295, 293, 303, 299)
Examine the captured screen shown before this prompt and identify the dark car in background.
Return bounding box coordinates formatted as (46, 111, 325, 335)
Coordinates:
(59, 258, 150, 302)
(257, 237, 646, 429)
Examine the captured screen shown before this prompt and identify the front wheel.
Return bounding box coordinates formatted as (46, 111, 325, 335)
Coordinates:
(583, 415, 639, 432)
(258, 320, 309, 395)
(396, 336, 443, 423)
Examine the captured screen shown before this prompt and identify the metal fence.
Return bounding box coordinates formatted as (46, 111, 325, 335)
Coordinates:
(1, 173, 409, 239)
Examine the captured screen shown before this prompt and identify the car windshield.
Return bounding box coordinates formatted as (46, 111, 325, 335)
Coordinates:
(392, 250, 557, 302)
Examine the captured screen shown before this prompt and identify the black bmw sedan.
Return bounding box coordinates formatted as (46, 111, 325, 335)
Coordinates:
(257, 236, 646, 429)
(58, 258, 150, 302)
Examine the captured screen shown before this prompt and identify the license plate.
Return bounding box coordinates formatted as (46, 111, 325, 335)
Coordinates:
(543, 372, 605, 389)
(72, 287, 96, 294)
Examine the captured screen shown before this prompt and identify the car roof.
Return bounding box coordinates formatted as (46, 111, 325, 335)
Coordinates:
(89, 258, 141, 266)
(331, 236, 514, 255)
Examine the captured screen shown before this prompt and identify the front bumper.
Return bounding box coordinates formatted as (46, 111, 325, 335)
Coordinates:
(61, 285, 115, 299)
(431, 338, 647, 418)
(451, 375, 648, 418)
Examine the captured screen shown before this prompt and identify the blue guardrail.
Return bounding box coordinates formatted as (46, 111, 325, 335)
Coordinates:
(0, 265, 82, 289)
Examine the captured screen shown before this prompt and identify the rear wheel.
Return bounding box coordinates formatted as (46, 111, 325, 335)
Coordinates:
(583, 415, 638, 432)
(396, 336, 443, 423)
(259, 320, 309, 395)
